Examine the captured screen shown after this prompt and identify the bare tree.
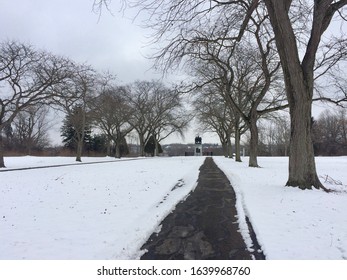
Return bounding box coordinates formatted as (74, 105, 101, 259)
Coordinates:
(91, 85, 134, 158)
(127, 80, 155, 156)
(150, 86, 190, 156)
(0, 41, 70, 167)
(12, 105, 51, 154)
(193, 91, 236, 158)
(262, 0, 347, 189)
(127, 80, 189, 156)
(52, 64, 98, 162)
(188, 36, 284, 166)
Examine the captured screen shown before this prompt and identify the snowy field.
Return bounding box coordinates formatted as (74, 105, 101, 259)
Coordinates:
(214, 156, 347, 260)
(1, 155, 346, 260)
(0, 156, 204, 259)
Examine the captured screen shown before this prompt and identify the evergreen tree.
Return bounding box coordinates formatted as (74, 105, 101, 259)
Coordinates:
(60, 106, 92, 151)
(88, 134, 108, 154)
(144, 135, 162, 156)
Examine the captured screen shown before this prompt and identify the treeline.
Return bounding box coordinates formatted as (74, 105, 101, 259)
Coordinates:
(313, 109, 347, 156)
(0, 40, 189, 167)
(254, 109, 347, 157)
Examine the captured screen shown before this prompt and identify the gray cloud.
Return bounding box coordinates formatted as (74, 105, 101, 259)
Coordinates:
(0, 0, 160, 83)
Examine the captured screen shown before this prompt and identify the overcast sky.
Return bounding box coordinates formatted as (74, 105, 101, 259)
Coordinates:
(0, 0, 212, 144)
(0, 0, 162, 83)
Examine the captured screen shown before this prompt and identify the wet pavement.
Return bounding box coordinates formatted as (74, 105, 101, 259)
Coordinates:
(141, 157, 265, 260)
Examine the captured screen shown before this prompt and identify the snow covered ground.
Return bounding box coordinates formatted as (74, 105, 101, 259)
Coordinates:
(0, 156, 204, 259)
(214, 156, 347, 260)
(1, 155, 346, 260)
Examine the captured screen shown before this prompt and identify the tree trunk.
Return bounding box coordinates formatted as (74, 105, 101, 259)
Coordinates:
(227, 137, 233, 158)
(76, 139, 83, 162)
(115, 143, 121, 158)
(264, 0, 325, 190)
(286, 98, 323, 189)
(285, 99, 324, 189)
(114, 133, 121, 159)
(234, 127, 242, 162)
(0, 132, 5, 168)
(139, 135, 145, 157)
(221, 141, 228, 157)
(248, 119, 259, 167)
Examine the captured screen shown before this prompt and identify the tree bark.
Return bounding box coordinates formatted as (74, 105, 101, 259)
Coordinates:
(221, 141, 228, 157)
(248, 118, 259, 167)
(234, 127, 242, 162)
(286, 96, 322, 189)
(139, 135, 145, 157)
(115, 143, 121, 158)
(154, 138, 159, 157)
(114, 132, 121, 159)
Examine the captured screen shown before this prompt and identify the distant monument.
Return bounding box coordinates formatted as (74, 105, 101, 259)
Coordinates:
(194, 136, 202, 156)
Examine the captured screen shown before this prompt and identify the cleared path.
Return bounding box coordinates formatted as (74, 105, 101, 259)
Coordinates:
(141, 157, 265, 260)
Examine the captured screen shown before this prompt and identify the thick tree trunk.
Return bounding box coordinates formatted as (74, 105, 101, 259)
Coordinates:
(221, 141, 228, 157)
(234, 128, 242, 162)
(286, 98, 323, 189)
(139, 136, 145, 157)
(248, 119, 259, 167)
(154, 139, 159, 157)
(76, 139, 83, 162)
(115, 143, 121, 158)
(115, 133, 122, 158)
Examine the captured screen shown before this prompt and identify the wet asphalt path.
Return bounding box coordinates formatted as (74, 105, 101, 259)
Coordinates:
(141, 157, 265, 260)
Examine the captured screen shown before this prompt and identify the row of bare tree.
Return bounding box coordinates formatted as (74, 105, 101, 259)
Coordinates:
(89, 80, 189, 158)
(99, 0, 347, 190)
(0, 40, 189, 167)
